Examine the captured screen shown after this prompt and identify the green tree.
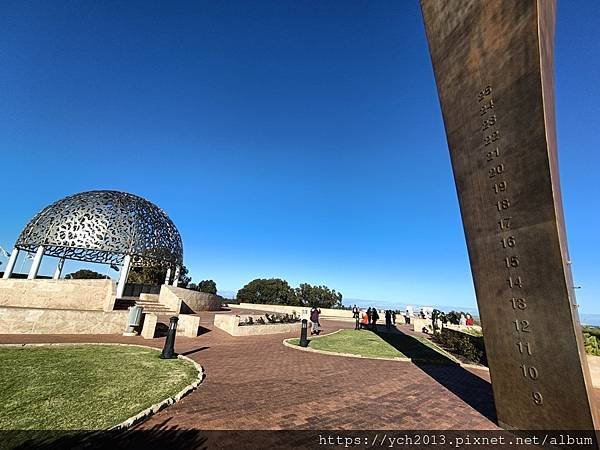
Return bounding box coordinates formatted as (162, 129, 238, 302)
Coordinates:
(127, 265, 191, 288)
(65, 269, 109, 280)
(178, 266, 191, 288)
(197, 279, 217, 294)
(295, 283, 343, 309)
(236, 278, 298, 305)
(128, 266, 166, 284)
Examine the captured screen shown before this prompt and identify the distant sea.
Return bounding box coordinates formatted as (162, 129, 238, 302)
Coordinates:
(344, 298, 600, 327)
(580, 314, 600, 327)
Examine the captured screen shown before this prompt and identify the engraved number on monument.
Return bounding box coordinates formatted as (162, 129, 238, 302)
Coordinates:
(486, 147, 500, 161)
(516, 341, 532, 355)
(497, 217, 511, 230)
(513, 319, 531, 332)
(478, 84, 542, 407)
(480, 100, 494, 116)
(500, 236, 515, 248)
(489, 164, 504, 178)
(511, 297, 527, 310)
(504, 256, 520, 268)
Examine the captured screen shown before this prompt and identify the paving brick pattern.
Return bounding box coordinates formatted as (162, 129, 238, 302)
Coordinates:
(0, 311, 505, 430)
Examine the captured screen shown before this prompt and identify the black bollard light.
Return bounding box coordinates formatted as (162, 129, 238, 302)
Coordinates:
(160, 316, 179, 359)
(299, 319, 309, 347)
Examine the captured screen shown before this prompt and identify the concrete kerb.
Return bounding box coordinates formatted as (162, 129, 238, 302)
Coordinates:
(0, 342, 205, 430)
(282, 330, 490, 371)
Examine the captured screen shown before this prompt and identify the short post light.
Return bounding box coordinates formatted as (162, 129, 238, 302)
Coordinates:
(160, 316, 179, 359)
(300, 319, 309, 347)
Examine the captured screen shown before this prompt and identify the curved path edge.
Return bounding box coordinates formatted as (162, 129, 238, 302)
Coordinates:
(0, 342, 205, 430)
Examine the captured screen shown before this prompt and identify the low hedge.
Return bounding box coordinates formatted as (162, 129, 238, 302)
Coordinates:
(434, 328, 487, 365)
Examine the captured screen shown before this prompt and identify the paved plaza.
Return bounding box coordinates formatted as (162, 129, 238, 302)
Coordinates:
(0, 310, 504, 430)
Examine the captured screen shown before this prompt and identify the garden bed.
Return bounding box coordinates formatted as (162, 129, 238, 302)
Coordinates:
(214, 313, 301, 336)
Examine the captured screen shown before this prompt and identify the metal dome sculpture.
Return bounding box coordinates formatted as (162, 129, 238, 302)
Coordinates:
(15, 190, 183, 268)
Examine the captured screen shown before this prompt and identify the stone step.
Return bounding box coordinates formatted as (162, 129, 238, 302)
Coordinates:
(136, 303, 173, 309)
(136, 305, 173, 311)
(141, 310, 177, 315)
(136, 304, 176, 312)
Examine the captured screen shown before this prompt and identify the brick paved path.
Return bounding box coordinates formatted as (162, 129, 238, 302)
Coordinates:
(0, 312, 499, 430)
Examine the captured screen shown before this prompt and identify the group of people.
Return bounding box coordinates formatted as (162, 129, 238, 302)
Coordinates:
(461, 313, 475, 326)
(310, 305, 475, 337)
(351, 305, 396, 331)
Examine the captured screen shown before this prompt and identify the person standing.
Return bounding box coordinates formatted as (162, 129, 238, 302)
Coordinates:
(360, 310, 369, 329)
(354, 308, 360, 330)
(352, 305, 359, 320)
(371, 308, 379, 331)
(367, 307, 373, 328)
(392, 311, 396, 326)
(310, 306, 321, 335)
(385, 310, 392, 330)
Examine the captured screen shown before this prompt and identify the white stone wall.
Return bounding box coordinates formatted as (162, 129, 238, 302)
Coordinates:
(0, 306, 128, 334)
(0, 279, 116, 311)
(159, 285, 221, 313)
(178, 314, 200, 337)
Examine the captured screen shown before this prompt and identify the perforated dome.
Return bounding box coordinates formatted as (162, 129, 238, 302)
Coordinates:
(15, 190, 183, 268)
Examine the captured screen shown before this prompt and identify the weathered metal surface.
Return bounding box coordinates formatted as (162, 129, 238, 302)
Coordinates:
(420, 0, 598, 429)
(16, 190, 183, 268)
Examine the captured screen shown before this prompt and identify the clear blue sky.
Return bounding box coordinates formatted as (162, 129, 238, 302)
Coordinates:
(1, 1, 598, 313)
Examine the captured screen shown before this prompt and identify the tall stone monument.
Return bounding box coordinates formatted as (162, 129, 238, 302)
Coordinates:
(420, 1, 598, 429)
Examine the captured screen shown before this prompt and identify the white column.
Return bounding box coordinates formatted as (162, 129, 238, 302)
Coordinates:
(53, 258, 65, 280)
(2, 248, 19, 279)
(27, 246, 45, 280)
(172, 265, 180, 287)
(116, 255, 132, 298)
(164, 267, 171, 285)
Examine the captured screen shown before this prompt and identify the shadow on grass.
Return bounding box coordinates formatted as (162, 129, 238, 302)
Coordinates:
(376, 329, 456, 364)
(377, 327, 497, 423)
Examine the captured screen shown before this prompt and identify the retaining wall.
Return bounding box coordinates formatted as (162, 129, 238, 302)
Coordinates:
(0, 279, 116, 311)
(159, 285, 222, 313)
(0, 306, 128, 334)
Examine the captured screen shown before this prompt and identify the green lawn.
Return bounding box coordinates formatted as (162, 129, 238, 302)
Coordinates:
(0, 345, 199, 430)
(290, 329, 459, 363)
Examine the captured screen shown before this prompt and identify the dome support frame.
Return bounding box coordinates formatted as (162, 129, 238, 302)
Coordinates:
(3, 190, 183, 280)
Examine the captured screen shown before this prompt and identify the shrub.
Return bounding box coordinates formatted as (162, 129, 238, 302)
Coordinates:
(583, 326, 600, 338)
(455, 335, 484, 363)
(584, 333, 600, 356)
(434, 329, 485, 365)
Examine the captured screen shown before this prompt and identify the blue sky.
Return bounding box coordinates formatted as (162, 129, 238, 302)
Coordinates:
(0, 1, 598, 313)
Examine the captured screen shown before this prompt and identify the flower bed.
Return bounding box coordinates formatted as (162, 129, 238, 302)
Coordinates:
(213, 313, 301, 336)
(238, 312, 300, 326)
